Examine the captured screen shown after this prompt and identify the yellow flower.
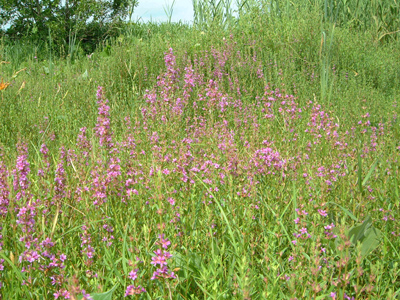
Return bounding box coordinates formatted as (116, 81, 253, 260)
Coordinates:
(0, 78, 10, 91)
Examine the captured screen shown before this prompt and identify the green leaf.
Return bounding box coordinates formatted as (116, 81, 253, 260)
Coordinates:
(362, 157, 380, 187)
(347, 216, 381, 258)
(361, 227, 381, 257)
(327, 201, 358, 221)
(78, 284, 118, 300)
(348, 215, 372, 244)
(0, 251, 26, 282)
(81, 69, 88, 79)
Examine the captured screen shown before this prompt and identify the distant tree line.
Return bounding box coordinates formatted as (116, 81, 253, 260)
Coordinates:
(0, 0, 139, 54)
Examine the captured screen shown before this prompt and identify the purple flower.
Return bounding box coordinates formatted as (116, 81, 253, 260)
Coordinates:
(12, 142, 31, 201)
(318, 209, 328, 217)
(300, 227, 308, 235)
(344, 293, 355, 300)
(96, 86, 104, 100)
(151, 249, 169, 267)
(128, 269, 138, 281)
(167, 197, 175, 205)
(54, 158, 66, 201)
(252, 147, 284, 175)
(0, 161, 10, 219)
(151, 266, 176, 280)
(94, 87, 113, 148)
(81, 290, 93, 300)
(158, 234, 171, 249)
(125, 285, 146, 296)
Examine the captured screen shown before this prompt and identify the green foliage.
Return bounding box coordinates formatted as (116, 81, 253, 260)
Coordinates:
(0, 0, 139, 54)
(78, 284, 118, 300)
(0, 1, 400, 299)
(192, 0, 241, 30)
(252, 0, 400, 43)
(347, 216, 382, 258)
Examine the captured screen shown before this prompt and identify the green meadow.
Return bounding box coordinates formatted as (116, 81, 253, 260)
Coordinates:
(0, 0, 399, 299)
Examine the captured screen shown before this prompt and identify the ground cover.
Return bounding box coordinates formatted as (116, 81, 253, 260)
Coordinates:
(0, 2, 399, 299)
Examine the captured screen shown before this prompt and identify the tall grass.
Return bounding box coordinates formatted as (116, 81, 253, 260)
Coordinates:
(256, 0, 400, 42)
(163, 0, 177, 24)
(192, 0, 250, 29)
(0, 1, 399, 299)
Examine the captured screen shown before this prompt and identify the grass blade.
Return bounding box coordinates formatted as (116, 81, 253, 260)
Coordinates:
(362, 157, 380, 187)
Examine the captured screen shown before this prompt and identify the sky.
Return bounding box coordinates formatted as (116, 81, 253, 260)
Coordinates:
(1, 0, 194, 29)
(2, 0, 243, 29)
(132, 0, 194, 24)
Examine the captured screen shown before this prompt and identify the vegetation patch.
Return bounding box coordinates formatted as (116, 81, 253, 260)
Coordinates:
(0, 0, 399, 298)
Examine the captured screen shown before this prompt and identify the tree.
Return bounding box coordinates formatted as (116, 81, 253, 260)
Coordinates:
(0, 0, 139, 53)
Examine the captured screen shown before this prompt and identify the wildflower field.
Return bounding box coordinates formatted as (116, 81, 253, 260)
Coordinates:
(0, 0, 400, 299)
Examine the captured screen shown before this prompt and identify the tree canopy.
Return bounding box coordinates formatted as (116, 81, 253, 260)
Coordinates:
(0, 0, 139, 52)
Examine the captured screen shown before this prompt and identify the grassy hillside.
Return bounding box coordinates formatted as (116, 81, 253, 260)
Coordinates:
(0, 1, 399, 299)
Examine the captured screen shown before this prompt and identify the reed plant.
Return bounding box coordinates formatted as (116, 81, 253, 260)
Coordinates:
(254, 0, 400, 42)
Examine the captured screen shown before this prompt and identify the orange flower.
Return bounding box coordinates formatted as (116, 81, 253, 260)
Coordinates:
(0, 78, 10, 91)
